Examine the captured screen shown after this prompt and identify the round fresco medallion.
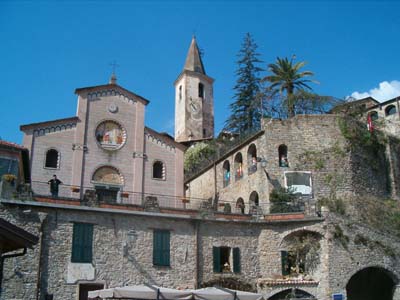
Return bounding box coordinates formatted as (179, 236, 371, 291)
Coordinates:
(95, 120, 126, 150)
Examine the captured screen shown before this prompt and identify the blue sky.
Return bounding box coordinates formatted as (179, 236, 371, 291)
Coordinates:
(1, 0, 399, 144)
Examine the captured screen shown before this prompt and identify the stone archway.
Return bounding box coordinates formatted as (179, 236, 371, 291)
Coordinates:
(268, 288, 316, 300)
(346, 266, 397, 300)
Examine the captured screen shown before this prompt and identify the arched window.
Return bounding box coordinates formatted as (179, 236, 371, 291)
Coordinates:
(92, 166, 123, 203)
(247, 144, 257, 174)
(385, 105, 397, 116)
(369, 111, 379, 121)
(249, 191, 259, 206)
(153, 161, 165, 180)
(234, 153, 243, 181)
(179, 85, 182, 100)
(45, 149, 59, 168)
(278, 144, 288, 167)
(198, 83, 204, 98)
(236, 198, 245, 214)
(223, 160, 230, 187)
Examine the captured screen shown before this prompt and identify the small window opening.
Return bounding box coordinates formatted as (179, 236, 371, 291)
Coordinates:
(198, 83, 204, 98)
(369, 111, 379, 121)
(203, 128, 206, 137)
(234, 153, 243, 181)
(213, 246, 240, 273)
(153, 161, 165, 180)
(385, 105, 397, 116)
(179, 85, 182, 100)
(278, 144, 288, 167)
(236, 198, 245, 214)
(223, 160, 230, 187)
(247, 144, 257, 174)
(45, 149, 59, 168)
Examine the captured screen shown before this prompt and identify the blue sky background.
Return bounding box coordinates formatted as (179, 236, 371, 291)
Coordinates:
(1, 0, 399, 144)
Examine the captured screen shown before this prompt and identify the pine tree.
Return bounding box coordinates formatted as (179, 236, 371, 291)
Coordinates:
(225, 33, 263, 134)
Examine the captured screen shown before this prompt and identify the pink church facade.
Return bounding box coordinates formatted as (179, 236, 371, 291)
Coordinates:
(21, 80, 185, 204)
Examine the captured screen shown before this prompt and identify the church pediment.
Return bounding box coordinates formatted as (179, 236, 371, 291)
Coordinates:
(75, 84, 149, 106)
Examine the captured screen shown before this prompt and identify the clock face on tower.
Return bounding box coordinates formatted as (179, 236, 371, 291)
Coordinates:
(189, 98, 201, 119)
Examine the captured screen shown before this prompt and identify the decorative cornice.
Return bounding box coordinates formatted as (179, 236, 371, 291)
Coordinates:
(87, 88, 137, 106)
(145, 127, 186, 152)
(32, 122, 77, 137)
(145, 132, 176, 152)
(20, 117, 79, 131)
(75, 84, 149, 105)
(257, 278, 319, 287)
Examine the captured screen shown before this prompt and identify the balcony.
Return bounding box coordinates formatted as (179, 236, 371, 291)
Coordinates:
(1, 180, 321, 221)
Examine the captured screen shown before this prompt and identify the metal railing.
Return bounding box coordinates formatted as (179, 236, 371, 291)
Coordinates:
(2, 180, 320, 218)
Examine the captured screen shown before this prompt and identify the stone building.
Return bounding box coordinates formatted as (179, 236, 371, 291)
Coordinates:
(1, 37, 400, 300)
(174, 37, 214, 143)
(185, 114, 400, 213)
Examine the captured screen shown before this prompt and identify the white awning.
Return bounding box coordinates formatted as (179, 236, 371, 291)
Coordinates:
(193, 287, 263, 300)
(88, 284, 192, 299)
(88, 285, 263, 300)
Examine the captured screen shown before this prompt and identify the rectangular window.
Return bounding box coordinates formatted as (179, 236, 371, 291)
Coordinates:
(153, 230, 170, 266)
(284, 171, 312, 194)
(79, 283, 104, 300)
(213, 246, 240, 273)
(71, 223, 93, 263)
(95, 186, 119, 203)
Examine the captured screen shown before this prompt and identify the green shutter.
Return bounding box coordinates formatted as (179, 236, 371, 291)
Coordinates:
(213, 247, 221, 273)
(233, 247, 241, 273)
(153, 230, 170, 266)
(153, 230, 161, 265)
(163, 231, 170, 266)
(281, 251, 289, 275)
(71, 223, 93, 263)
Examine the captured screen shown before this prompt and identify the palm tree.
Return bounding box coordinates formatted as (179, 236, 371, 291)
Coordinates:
(263, 56, 316, 118)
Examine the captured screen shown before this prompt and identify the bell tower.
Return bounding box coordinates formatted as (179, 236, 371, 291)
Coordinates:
(174, 37, 214, 143)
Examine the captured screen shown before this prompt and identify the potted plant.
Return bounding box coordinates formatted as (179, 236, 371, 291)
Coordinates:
(181, 197, 190, 203)
(121, 192, 129, 198)
(71, 186, 80, 193)
(2, 174, 16, 186)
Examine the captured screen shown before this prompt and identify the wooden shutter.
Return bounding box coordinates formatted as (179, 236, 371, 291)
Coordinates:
(72, 223, 93, 263)
(281, 251, 289, 275)
(153, 230, 170, 266)
(233, 247, 241, 273)
(213, 247, 221, 273)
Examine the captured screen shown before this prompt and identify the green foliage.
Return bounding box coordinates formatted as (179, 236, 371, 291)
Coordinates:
(269, 187, 298, 213)
(184, 142, 217, 173)
(338, 116, 391, 191)
(285, 232, 321, 275)
(225, 33, 264, 134)
(332, 225, 349, 250)
(263, 56, 318, 118)
(223, 203, 232, 213)
(318, 197, 346, 215)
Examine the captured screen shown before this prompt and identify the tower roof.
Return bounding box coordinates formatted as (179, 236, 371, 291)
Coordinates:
(183, 36, 206, 75)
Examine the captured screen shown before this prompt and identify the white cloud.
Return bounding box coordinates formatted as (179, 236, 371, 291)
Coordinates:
(349, 80, 400, 102)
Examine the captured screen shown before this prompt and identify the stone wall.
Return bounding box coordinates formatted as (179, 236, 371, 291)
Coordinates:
(2, 199, 400, 300)
(186, 115, 400, 214)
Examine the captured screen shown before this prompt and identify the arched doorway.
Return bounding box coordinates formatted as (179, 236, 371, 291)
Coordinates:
(346, 267, 397, 300)
(268, 288, 316, 300)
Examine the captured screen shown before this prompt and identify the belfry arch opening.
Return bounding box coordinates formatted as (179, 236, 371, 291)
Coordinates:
(346, 266, 397, 300)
